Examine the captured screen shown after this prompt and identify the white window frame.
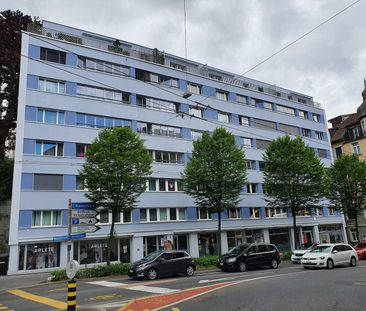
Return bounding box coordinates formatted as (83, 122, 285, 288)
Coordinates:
(98, 210, 132, 224)
(315, 208, 323, 216)
(228, 207, 241, 219)
(146, 179, 183, 192)
(243, 138, 253, 148)
(197, 207, 212, 220)
(315, 131, 324, 140)
(187, 83, 201, 95)
(249, 208, 260, 219)
(328, 208, 336, 216)
(263, 102, 273, 111)
(189, 106, 203, 118)
(298, 110, 307, 119)
(240, 116, 250, 126)
(39, 79, 66, 94)
(140, 208, 186, 222)
(237, 94, 247, 104)
(35, 141, 64, 157)
(32, 210, 62, 227)
(191, 130, 203, 141)
(247, 183, 257, 194)
(302, 128, 311, 137)
(352, 142, 361, 155)
(313, 114, 321, 122)
(216, 90, 228, 101)
(277, 104, 295, 116)
(265, 208, 287, 218)
(37, 109, 65, 125)
(218, 112, 230, 123)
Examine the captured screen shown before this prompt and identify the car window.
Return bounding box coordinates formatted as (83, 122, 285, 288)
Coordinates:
(267, 245, 275, 251)
(228, 244, 250, 256)
(161, 253, 173, 260)
(247, 246, 256, 254)
(310, 245, 332, 253)
(342, 245, 352, 251)
(173, 252, 185, 259)
(258, 245, 268, 252)
(355, 243, 366, 248)
(332, 246, 340, 252)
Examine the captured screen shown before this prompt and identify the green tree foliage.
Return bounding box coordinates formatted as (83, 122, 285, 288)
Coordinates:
(263, 136, 326, 248)
(0, 157, 14, 202)
(0, 10, 39, 158)
(79, 127, 152, 264)
(184, 128, 247, 255)
(327, 154, 366, 242)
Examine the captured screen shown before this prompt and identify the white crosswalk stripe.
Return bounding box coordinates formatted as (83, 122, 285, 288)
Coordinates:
(87, 280, 179, 294)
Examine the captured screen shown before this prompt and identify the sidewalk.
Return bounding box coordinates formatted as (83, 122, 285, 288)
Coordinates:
(0, 272, 51, 291)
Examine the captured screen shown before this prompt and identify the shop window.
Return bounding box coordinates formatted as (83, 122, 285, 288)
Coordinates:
(75, 239, 118, 264)
(19, 243, 60, 270)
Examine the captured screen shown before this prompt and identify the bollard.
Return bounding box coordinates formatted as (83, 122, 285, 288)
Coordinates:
(67, 278, 77, 311)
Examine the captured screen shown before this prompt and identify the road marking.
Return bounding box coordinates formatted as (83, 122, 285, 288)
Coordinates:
(198, 277, 236, 284)
(0, 305, 14, 311)
(88, 280, 128, 287)
(86, 293, 123, 301)
(127, 285, 178, 294)
(171, 308, 180, 311)
(7, 289, 67, 310)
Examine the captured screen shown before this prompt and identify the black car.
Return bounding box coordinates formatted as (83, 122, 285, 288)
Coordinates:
(218, 243, 281, 272)
(0, 253, 8, 275)
(128, 250, 196, 280)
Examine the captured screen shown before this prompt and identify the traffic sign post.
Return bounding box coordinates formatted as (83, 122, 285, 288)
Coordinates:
(65, 260, 79, 311)
(71, 201, 100, 235)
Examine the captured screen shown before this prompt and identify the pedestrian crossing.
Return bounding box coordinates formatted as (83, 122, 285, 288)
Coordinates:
(88, 280, 179, 294)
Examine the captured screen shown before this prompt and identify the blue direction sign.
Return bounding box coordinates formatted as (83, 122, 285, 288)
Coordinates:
(72, 202, 95, 210)
(53, 233, 86, 242)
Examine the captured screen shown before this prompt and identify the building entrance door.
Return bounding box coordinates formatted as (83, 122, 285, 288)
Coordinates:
(302, 231, 313, 244)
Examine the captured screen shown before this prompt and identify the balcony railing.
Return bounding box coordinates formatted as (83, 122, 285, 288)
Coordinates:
(27, 23, 321, 109)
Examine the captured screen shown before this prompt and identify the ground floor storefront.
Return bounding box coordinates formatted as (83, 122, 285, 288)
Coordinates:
(9, 223, 348, 274)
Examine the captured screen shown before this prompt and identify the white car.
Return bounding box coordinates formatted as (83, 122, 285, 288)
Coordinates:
(291, 243, 318, 264)
(301, 243, 358, 269)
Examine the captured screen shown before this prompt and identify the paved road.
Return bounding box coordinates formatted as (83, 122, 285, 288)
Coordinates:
(0, 261, 365, 311)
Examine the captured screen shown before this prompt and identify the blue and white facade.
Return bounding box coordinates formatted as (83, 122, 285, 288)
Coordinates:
(8, 21, 346, 274)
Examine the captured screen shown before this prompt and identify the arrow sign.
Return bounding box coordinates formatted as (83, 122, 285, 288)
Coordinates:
(71, 225, 101, 234)
(72, 218, 98, 225)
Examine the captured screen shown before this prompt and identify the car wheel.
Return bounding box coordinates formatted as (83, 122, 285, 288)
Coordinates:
(186, 265, 195, 276)
(326, 259, 334, 269)
(238, 262, 247, 272)
(350, 257, 357, 267)
(270, 259, 278, 269)
(147, 268, 157, 280)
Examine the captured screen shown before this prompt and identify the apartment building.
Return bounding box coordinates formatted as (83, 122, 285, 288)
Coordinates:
(8, 20, 346, 274)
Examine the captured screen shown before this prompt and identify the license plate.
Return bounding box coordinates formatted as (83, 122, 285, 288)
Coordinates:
(306, 261, 311, 264)
(129, 269, 133, 272)
(219, 262, 223, 265)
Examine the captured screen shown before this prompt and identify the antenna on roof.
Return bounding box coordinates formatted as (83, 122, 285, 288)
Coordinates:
(182, 0, 192, 99)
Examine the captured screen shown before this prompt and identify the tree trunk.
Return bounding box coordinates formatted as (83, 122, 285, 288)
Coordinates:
(107, 210, 116, 266)
(217, 210, 222, 256)
(292, 210, 298, 250)
(355, 214, 360, 243)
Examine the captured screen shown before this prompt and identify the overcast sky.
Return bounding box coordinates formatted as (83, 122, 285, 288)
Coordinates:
(2, 0, 366, 123)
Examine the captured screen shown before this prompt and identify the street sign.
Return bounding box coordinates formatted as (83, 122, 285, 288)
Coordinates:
(72, 202, 95, 210)
(53, 233, 86, 242)
(72, 218, 98, 225)
(66, 260, 80, 279)
(71, 225, 101, 234)
(71, 209, 98, 218)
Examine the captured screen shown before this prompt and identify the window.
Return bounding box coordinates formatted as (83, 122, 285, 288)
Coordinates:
(228, 207, 241, 219)
(98, 210, 131, 224)
(279, 124, 299, 136)
(187, 83, 201, 95)
(140, 208, 186, 222)
(76, 113, 129, 129)
(277, 105, 295, 116)
(249, 208, 260, 219)
(36, 141, 63, 157)
(209, 73, 222, 81)
(258, 161, 265, 171)
(263, 102, 273, 111)
(150, 150, 183, 164)
(258, 245, 268, 252)
(315, 208, 323, 216)
(265, 208, 287, 218)
(146, 179, 183, 192)
(242, 137, 253, 148)
(197, 207, 211, 220)
(351, 126, 362, 138)
(151, 124, 182, 138)
(189, 106, 203, 118)
(247, 183, 257, 194)
(246, 160, 256, 170)
(32, 210, 62, 227)
(191, 130, 203, 141)
(34, 174, 63, 190)
(315, 131, 324, 140)
(256, 139, 271, 150)
(218, 112, 230, 123)
(76, 144, 90, 157)
(318, 149, 328, 158)
(40, 48, 66, 64)
(137, 96, 178, 113)
(328, 207, 336, 216)
(216, 90, 228, 101)
(302, 128, 311, 137)
(239, 116, 249, 126)
(170, 62, 186, 71)
(253, 119, 276, 130)
(313, 114, 321, 122)
(78, 56, 129, 76)
(37, 109, 65, 125)
(298, 110, 308, 119)
(237, 95, 247, 104)
(77, 84, 130, 103)
(298, 209, 311, 216)
(335, 146, 342, 158)
(38, 79, 65, 94)
(352, 142, 361, 155)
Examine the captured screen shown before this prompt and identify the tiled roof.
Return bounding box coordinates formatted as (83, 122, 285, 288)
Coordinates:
(330, 113, 359, 143)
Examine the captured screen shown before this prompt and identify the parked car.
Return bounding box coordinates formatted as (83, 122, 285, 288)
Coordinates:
(301, 243, 358, 269)
(0, 253, 8, 275)
(354, 242, 366, 260)
(128, 250, 196, 280)
(217, 243, 281, 272)
(291, 243, 318, 264)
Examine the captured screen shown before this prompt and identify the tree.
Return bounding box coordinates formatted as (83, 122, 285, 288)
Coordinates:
(263, 136, 326, 249)
(0, 10, 39, 159)
(79, 127, 152, 265)
(184, 128, 247, 256)
(327, 154, 366, 242)
(0, 157, 13, 202)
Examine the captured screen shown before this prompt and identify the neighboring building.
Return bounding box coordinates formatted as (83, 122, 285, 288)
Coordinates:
(8, 20, 345, 274)
(329, 81, 366, 242)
